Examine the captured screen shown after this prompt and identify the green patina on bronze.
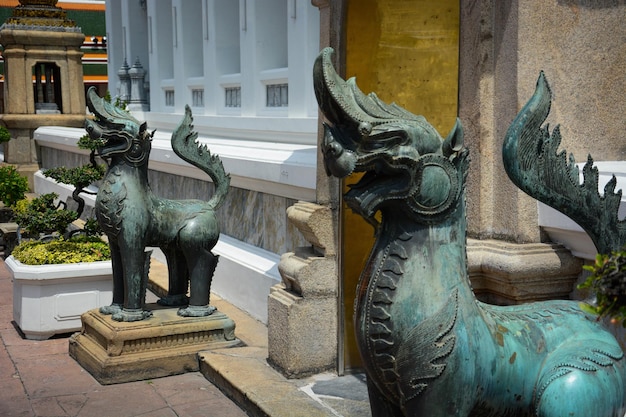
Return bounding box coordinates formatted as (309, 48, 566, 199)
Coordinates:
(85, 87, 230, 322)
(315, 47, 626, 417)
(503, 72, 626, 255)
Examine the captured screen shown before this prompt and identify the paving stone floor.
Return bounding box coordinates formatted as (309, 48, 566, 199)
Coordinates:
(0, 255, 372, 417)
(0, 259, 248, 417)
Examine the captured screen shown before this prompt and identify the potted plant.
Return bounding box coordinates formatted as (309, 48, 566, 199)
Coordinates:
(579, 248, 626, 327)
(6, 121, 113, 340)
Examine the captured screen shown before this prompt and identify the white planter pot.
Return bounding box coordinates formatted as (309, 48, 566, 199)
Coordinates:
(7, 256, 113, 340)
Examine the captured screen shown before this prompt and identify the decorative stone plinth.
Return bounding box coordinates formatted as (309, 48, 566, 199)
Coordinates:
(69, 306, 240, 385)
(268, 202, 338, 377)
(268, 279, 337, 377)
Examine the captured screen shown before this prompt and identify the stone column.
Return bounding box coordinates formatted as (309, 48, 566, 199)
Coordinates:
(467, 239, 582, 305)
(453, 0, 626, 312)
(460, 0, 626, 243)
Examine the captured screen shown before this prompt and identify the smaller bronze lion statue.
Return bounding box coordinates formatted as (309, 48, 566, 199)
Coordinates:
(84, 88, 230, 322)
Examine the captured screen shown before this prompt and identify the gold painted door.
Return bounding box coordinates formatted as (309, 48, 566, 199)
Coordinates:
(341, 0, 460, 372)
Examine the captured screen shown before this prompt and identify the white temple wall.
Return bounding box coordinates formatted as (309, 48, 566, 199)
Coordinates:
(72, 0, 321, 322)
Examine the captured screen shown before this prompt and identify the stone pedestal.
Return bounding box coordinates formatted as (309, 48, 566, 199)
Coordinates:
(268, 252, 338, 377)
(69, 306, 240, 384)
(267, 201, 338, 377)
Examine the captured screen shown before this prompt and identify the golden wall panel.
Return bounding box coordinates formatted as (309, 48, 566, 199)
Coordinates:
(342, 0, 459, 370)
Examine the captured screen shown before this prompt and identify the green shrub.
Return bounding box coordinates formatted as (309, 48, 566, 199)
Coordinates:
(82, 217, 103, 237)
(14, 193, 78, 236)
(0, 165, 29, 207)
(42, 134, 106, 220)
(12, 235, 110, 265)
(44, 163, 105, 191)
(0, 126, 11, 143)
(579, 248, 626, 326)
(13, 198, 30, 215)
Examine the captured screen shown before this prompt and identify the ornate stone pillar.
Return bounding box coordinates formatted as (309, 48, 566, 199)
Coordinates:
(267, 202, 338, 377)
(117, 59, 131, 104)
(0, 0, 85, 179)
(128, 58, 149, 111)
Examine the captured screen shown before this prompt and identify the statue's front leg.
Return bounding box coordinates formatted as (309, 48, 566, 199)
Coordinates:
(111, 247, 152, 322)
(100, 240, 123, 315)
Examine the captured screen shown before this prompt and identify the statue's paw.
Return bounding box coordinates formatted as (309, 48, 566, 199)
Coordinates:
(157, 294, 189, 307)
(177, 305, 216, 317)
(99, 303, 123, 315)
(111, 308, 153, 322)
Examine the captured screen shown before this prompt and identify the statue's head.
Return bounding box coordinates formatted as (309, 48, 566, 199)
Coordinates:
(313, 48, 468, 225)
(84, 87, 153, 165)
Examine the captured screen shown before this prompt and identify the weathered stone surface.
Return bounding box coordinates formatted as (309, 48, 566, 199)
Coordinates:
(267, 284, 337, 377)
(467, 238, 582, 305)
(268, 201, 338, 377)
(459, 1, 626, 243)
(286, 202, 335, 256)
(69, 306, 240, 385)
(278, 248, 337, 297)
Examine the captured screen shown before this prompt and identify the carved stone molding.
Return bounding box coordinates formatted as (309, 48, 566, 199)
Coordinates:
(286, 201, 335, 257)
(311, 0, 329, 9)
(467, 238, 583, 305)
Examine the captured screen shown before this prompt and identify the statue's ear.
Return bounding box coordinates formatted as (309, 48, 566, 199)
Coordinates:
(139, 122, 147, 135)
(442, 118, 463, 157)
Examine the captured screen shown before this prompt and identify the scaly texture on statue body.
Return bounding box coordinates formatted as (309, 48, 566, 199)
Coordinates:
(84, 87, 230, 322)
(314, 47, 626, 417)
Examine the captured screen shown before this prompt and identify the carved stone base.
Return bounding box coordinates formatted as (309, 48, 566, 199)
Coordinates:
(69, 305, 240, 385)
(467, 239, 583, 305)
(267, 202, 338, 378)
(268, 282, 337, 377)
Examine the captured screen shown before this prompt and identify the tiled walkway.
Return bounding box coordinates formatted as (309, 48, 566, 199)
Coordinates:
(0, 253, 372, 417)
(0, 259, 248, 417)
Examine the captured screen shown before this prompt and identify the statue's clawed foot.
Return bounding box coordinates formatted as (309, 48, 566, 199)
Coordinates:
(157, 294, 189, 306)
(100, 303, 123, 315)
(111, 308, 153, 322)
(178, 305, 216, 317)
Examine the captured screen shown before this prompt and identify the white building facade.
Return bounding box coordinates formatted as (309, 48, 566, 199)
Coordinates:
(36, 0, 322, 323)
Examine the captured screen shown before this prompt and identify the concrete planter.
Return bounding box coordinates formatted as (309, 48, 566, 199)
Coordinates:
(7, 255, 113, 340)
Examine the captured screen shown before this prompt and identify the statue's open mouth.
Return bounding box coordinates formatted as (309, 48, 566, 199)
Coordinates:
(345, 157, 413, 220)
(85, 120, 132, 157)
(85, 88, 139, 158)
(84, 119, 133, 158)
(315, 46, 466, 224)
